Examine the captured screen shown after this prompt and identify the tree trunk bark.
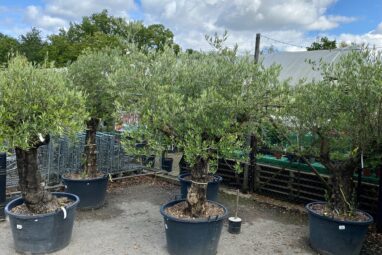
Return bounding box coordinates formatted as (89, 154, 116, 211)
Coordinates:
(186, 157, 208, 217)
(318, 135, 357, 215)
(16, 147, 55, 214)
(328, 162, 356, 215)
(85, 118, 99, 178)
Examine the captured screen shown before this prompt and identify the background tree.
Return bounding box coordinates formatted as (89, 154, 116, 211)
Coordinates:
(0, 33, 19, 65)
(307, 36, 337, 51)
(48, 10, 179, 66)
(0, 56, 87, 213)
(136, 24, 179, 53)
(19, 28, 48, 63)
(283, 48, 382, 216)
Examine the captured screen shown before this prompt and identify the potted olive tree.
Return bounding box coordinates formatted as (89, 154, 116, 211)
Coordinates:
(284, 48, 380, 255)
(63, 47, 148, 209)
(122, 44, 283, 254)
(62, 49, 122, 209)
(0, 56, 87, 253)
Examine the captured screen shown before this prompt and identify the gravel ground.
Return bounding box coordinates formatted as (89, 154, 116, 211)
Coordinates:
(0, 176, 317, 255)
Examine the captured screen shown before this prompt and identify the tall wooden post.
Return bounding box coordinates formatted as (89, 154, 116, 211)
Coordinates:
(243, 34, 261, 193)
(254, 33, 261, 63)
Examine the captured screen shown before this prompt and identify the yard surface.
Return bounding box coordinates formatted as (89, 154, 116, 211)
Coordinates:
(0, 176, 314, 255)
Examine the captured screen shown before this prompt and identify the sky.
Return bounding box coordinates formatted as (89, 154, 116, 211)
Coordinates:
(0, 0, 381, 52)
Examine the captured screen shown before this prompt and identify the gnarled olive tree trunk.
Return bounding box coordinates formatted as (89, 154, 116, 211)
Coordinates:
(84, 118, 99, 178)
(16, 143, 55, 214)
(320, 136, 357, 215)
(187, 157, 209, 217)
(325, 161, 356, 215)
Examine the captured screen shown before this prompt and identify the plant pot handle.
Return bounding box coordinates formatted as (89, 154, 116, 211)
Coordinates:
(61, 206, 67, 220)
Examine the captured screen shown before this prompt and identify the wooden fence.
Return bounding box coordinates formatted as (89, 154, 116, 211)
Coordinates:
(216, 159, 379, 215)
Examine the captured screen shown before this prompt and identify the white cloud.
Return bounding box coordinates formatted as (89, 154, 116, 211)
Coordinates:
(139, 0, 357, 51)
(372, 22, 382, 35)
(338, 32, 382, 47)
(23, 0, 136, 32)
(25, 6, 67, 29)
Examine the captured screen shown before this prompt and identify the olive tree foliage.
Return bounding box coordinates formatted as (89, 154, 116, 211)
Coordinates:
(119, 46, 285, 216)
(282, 48, 382, 216)
(0, 55, 87, 213)
(68, 47, 149, 177)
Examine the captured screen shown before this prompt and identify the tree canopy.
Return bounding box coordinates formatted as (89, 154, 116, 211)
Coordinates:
(281, 48, 382, 215)
(118, 42, 285, 216)
(0, 33, 19, 65)
(307, 36, 337, 51)
(0, 55, 87, 150)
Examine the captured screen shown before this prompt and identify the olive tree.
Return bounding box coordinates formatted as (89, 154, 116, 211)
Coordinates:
(68, 47, 149, 177)
(67, 49, 121, 177)
(122, 47, 283, 217)
(284, 48, 382, 216)
(0, 56, 87, 213)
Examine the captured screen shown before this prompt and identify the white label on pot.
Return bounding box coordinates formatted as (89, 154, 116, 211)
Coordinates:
(16, 224, 22, 230)
(339, 225, 345, 230)
(34, 219, 38, 222)
(165, 224, 168, 229)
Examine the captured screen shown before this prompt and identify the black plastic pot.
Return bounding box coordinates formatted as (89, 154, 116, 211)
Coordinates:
(306, 202, 373, 255)
(62, 174, 108, 209)
(228, 216, 242, 234)
(160, 199, 228, 255)
(179, 173, 222, 201)
(0, 153, 6, 220)
(5, 192, 79, 254)
(162, 158, 173, 172)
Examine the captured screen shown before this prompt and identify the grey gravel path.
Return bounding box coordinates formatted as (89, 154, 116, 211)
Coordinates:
(0, 180, 315, 255)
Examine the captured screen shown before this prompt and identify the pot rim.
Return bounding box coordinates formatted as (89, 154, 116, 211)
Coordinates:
(160, 199, 228, 223)
(306, 201, 373, 225)
(5, 192, 79, 219)
(62, 173, 108, 182)
(178, 173, 223, 184)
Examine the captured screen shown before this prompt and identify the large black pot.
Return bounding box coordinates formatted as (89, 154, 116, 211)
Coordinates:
(62, 174, 108, 209)
(160, 199, 228, 255)
(0, 153, 6, 220)
(306, 202, 373, 255)
(179, 173, 222, 201)
(5, 192, 79, 254)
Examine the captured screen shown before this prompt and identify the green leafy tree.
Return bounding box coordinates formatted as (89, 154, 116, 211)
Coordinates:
(68, 50, 119, 177)
(68, 49, 138, 177)
(120, 43, 284, 217)
(0, 56, 87, 213)
(0, 33, 19, 65)
(48, 10, 179, 66)
(283, 48, 382, 216)
(307, 36, 337, 51)
(19, 28, 48, 63)
(136, 24, 179, 53)
(47, 30, 82, 67)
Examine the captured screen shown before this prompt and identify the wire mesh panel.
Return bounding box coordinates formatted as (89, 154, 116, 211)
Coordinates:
(6, 132, 142, 188)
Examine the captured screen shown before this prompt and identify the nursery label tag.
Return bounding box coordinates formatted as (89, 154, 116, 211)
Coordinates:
(339, 225, 345, 230)
(16, 224, 22, 230)
(165, 224, 168, 229)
